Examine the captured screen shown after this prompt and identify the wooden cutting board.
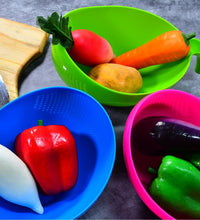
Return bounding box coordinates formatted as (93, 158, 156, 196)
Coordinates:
(0, 17, 49, 101)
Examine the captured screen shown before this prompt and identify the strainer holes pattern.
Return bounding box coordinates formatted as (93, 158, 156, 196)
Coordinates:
(34, 92, 68, 114)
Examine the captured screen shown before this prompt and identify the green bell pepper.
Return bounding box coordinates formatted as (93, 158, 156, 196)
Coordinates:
(148, 155, 200, 219)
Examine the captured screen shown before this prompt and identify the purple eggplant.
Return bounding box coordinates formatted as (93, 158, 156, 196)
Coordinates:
(132, 117, 200, 155)
(150, 118, 200, 149)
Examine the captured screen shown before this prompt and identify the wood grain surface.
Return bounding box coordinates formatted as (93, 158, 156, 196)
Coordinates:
(0, 18, 49, 101)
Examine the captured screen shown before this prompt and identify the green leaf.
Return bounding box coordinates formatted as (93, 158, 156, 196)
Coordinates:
(36, 12, 74, 50)
(52, 35, 60, 45)
(62, 16, 69, 34)
(50, 12, 59, 23)
(36, 16, 53, 34)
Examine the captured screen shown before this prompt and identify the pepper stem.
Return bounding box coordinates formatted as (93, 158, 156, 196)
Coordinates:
(148, 167, 158, 176)
(38, 120, 44, 126)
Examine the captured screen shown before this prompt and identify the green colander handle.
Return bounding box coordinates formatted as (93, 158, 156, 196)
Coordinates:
(195, 55, 200, 74)
(190, 38, 200, 74)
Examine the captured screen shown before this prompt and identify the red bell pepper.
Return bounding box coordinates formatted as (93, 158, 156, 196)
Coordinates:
(15, 120, 78, 195)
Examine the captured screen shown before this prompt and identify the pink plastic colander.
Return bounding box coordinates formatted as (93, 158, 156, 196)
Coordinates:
(123, 89, 200, 219)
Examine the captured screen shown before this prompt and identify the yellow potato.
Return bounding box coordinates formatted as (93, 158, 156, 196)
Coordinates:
(88, 63, 143, 93)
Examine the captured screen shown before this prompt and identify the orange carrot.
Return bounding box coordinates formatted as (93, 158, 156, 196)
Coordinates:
(110, 30, 195, 69)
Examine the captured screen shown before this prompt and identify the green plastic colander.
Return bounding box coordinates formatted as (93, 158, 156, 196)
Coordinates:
(51, 5, 200, 106)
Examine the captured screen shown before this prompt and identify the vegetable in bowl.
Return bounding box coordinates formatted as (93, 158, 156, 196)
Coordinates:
(37, 12, 114, 67)
(148, 155, 200, 219)
(132, 117, 200, 155)
(111, 30, 196, 69)
(88, 63, 143, 93)
(15, 120, 78, 196)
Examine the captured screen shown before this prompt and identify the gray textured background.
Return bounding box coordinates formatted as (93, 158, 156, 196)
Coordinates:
(2, 0, 200, 219)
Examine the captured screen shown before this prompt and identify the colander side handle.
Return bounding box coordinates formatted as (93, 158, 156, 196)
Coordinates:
(195, 55, 200, 74)
(190, 38, 200, 74)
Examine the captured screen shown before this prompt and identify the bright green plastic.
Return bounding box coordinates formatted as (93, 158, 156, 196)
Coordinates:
(51, 5, 200, 106)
